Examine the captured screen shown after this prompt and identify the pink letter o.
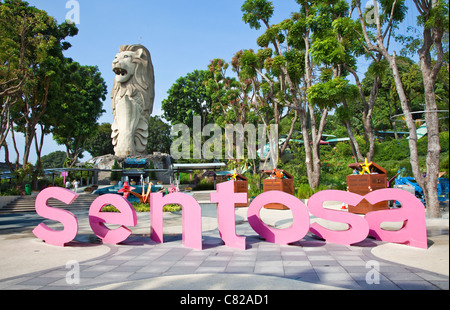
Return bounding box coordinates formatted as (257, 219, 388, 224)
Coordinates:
(247, 191, 310, 245)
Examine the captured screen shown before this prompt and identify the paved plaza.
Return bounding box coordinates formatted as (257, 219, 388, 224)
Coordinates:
(0, 194, 448, 291)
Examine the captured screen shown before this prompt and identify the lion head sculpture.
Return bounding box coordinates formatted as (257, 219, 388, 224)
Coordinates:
(111, 44, 155, 157)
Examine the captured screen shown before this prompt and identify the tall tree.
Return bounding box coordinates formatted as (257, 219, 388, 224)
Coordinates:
(241, 0, 358, 189)
(307, 0, 370, 162)
(355, 0, 447, 218)
(413, 0, 448, 218)
(161, 70, 212, 128)
(51, 60, 107, 167)
(206, 58, 261, 172)
(0, 0, 29, 149)
(241, 0, 302, 159)
(0, 0, 78, 170)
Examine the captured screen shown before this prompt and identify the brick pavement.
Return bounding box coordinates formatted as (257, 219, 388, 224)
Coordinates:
(0, 214, 447, 290)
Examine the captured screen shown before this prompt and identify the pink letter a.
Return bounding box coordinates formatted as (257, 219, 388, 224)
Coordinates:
(364, 189, 428, 249)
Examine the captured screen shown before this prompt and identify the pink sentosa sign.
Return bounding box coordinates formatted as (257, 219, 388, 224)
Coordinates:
(32, 181, 428, 250)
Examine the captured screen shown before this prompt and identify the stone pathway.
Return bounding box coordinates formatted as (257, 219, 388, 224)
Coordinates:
(0, 213, 447, 290)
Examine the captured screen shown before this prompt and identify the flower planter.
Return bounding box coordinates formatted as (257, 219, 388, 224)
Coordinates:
(263, 170, 294, 210)
(227, 174, 249, 208)
(347, 161, 389, 214)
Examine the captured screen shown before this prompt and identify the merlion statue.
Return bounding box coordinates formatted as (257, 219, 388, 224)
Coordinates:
(111, 44, 155, 157)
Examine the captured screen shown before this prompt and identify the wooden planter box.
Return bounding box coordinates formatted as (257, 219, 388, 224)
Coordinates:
(263, 170, 294, 210)
(347, 162, 388, 215)
(227, 174, 249, 208)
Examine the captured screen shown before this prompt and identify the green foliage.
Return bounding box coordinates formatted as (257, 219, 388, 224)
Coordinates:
(244, 172, 263, 198)
(148, 161, 156, 180)
(440, 152, 449, 174)
(110, 160, 122, 182)
(296, 183, 329, 199)
(40, 151, 67, 168)
(194, 179, 214, 191)
(439, 131, 449, 153)
(13, 163, 33, 182)
(417, 0, 448, 30)
(51, 61, 107, 166)
(307, 77, 358, 109)
(0, 186, 20, 196)
(236, 50, 259, 78)
(161, 70, 211, 128)
(146, 116, 172, 154)
(85, 123, 114, 157)
(373, 132, 449, 163)
(241, 0, 274, 30)
(373, 139, 410, 162)
(101, 203, 182, 213)
(311, 35, 345, 65)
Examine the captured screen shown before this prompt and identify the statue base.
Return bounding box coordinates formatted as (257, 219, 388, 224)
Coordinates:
(87, 153, 171, 185)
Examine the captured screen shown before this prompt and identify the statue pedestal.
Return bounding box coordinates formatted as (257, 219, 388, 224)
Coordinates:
(88, 153, 171, 185)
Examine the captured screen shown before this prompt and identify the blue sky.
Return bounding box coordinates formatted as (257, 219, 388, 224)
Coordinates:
(27, 0, 301, 123)
(2, 0, 419, 164)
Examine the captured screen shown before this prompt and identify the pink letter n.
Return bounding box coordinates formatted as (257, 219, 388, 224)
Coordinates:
(150, 192, 202, 250)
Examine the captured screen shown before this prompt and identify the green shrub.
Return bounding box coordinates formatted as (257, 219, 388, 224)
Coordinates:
(244, 172, 263, 198)
(296, 184, 314, 199)
(101, 202, 181, 213)
(0, 187, 20, 196)
(373, 139, 410, 162)
(148, 161, 156, 180)
(110, 160, 122, 182)
(296, 183, 329, 199)
(439, 131, 449, 153)
(162, 204, 183, 212)
(334, 141, 354, 158)
(179, 173, 192, 184)
(440, 152, 449, 175)
(193, 179, 214, 191)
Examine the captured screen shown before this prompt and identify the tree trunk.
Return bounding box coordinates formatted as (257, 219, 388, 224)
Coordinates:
(356, 0, 443, 217)
(346, 63, 380, 161)
(386, 53, 424, 178)
(415, 0, 444, 218)
(344, 119, 364, 162)
(280, 110, 298, 155)
(419, 64, 442, 218)
(22, 124, 35, 166)
(362, 117, 376, 162)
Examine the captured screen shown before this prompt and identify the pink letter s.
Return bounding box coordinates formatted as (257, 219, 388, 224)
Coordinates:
(33, 187, 79, 247)
(308, 190, 370, 246)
